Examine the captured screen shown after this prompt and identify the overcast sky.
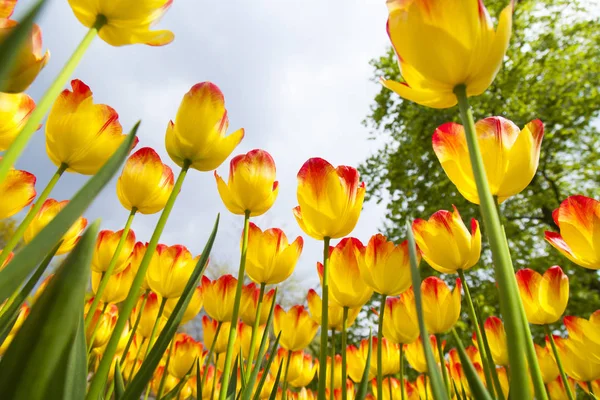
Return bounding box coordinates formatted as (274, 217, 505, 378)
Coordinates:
(14, 0, 392, 301)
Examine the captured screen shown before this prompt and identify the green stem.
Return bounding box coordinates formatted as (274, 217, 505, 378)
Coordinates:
(341, 307, 349, 400)
(128, 337, 146, 382)
(454, 85, 534, 400)
(104, 383, 114, 400)
(84, 208, 137, 330)
(86, 163, 190, 400)
(377, 294, 387, 400)
(244, 282, 266, 383)
(0, 15, 106, 184)
(0, 163, 66, 271)
(424, 375, 429, 400)
(457, 269, 496, 397)
(400, 345, 405, 400)
(318, 236, 331, 400)
(282, 350, 292, 400)
(544, 325, 575, 400)
(435, 334, 450, 397)
(120, 289, 150, 367)
(219, 210, 251, 400)
(330, 328, 336, 400)
(87, 302, 109, 355)
(156, 337, 176, 399)
(210, 354, 220, 400)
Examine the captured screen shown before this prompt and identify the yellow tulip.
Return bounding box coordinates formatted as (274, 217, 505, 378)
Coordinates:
(0, 92, 36, 150)
(91, 229, 136, 274)
(146, 244, 199, 299)
(270, 349, 315, 385)
(434, 117, 544, 203)
(563, 310, 600, 364)
(23, 199, 87, 255)
(192, 366, 222, 399)
(0, 0, 16, 18)
(535, 341, 558, 384)
(306, 289, 360, 331)
(323, 354, 344, 389)
(202, 316, 237, 354)
(293, 158, 365, 240)
(317, 238, 373, 308)
(325, 381, 355, 400)
(151, 366, 179, 398)
(370, 377, 419, 400)
(240, 283, 275, 326)
(547, 376, 577, 400)
(383, 0, 513, 108)
(289, 352, 318, 388)
(555, 334, 600, 382)
(412, 206, 481, 273)
(127, 242, 150, 290)
(201, 275, 238, 322)
(245, 223, 303, 285)
(515, 266, 569, 325)
(215, 149, 279, 216)
(421, 277, 461, 334)
(166, 82, 244, 171)
(130, 292, 165, 338)
(164, 284, 203, 325)
(415, 375, 432, 400)
(346, 343, 372, 383)
(350, 337, 400, 378)
(382, 288, 419, 345)
(85, 303, 118, 349)
(448, 348, 485, 398)
(91, 265, 134, 304)
(168, 333, 204, 379)
(239, 322, 268, 360)
(482, 316, 508, 366)
(46, 80, 134, 175)
(67, 0, 174, 46)
(273, 304, 318, 351)
(0, 166, 35, 219)
(404, 335, 444, 373)
(295, 387, 317, 400)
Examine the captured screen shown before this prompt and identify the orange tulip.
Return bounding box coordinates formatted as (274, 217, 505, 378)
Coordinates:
(404, 335, 444, 373)
(166, 82, 244, 171)
(382, 288, 419, 345)
(67, 0, 174, 46)
(0, 19, 49, 93)
(91, 229, 136, 274)
(91, 265, 134, 304)
(116, 147, 174, 214)
(306, 289, 360, 331)
(164, 284, 203, 325)
(515, 266, 569, 325)
(169, 333, 204, 379)
(130, 292, 165, 338)
(535, 341, 558, 384)
(240, 283, 275, 326)
(547, 376, 577, 400)
(421, 277, 461, 334)
(0, 0, 16, 18)
(215, 149, 279, 216)
(317, 238, 373, 308)
(202, 316, 238, 355)
(201, 275, 237, 322)
(0, 166, 35, 219)
(23, 199, 87, 255)
(293, 158, 365, 240)
(273, 304, 318, 351)
(246, 223, 303, 285)
(86, 303, 118, 349)
(481, 316, 508, 366)
(46, 80, 134, 175)
(0, 92, 36, 150)
(545, 195, 600, 270)
(413, 206, 481, 273)
(359, 234, 415, 296)
(563, 310, 600, 363)
(146, 244, 199, 299)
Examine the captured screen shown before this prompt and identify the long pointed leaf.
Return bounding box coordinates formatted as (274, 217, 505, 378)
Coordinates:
(356, 329, 373, 400)
(161, 362, 195, 400)
(0, 221, 98, 399)
(226, 356, 239, 400)
(451, 329, 493, 400)
(122, 215, 220, 400)
(252, 332, 282, 400)
(0, 123, 139, 302)
(115, 363, 126, 399)
(268, 360, 284, 400)
(61, 316, 87, 399)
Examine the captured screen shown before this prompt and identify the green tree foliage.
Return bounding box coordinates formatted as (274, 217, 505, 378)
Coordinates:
(359, 0, 600, 338)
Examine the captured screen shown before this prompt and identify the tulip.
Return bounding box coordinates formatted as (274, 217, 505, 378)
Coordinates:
(201, 275, 238, 322)
(215, 149, 279, 216)
(317, 238, 373, 308)
(293, 158, 365, 240)
(86, 303, 118, 349)
(254, 371, 277, 399)
(307, 289, 360, 331)
(515, 266, 569, 325)
(382, 289, 419, 345)
(0, 167, 35, 219)
(0, 19, 49, 93)
(128, 242, 150, 290)
(273, 304, 318, 351)
(325, 381, 355, 400)
(323, 354, 344, 389)
(116, 147, 174, 214)
(448, 348, 485, 397)
(270, 349, 312, 385)
(547, 376, 577, 400)
(545, 195, 600, 270)
(67, 0, 174, 46)
(554, 335, 600, 382)
(193, 366, 222, 399)
(535, 342, 558, 383)
(246, 223, 303, 285)
(346, 343, 373, 383)
(421, 277, 461, 334)
(91, 229, 136, 274)
(0, 0, 15, 18)
(295, 387, 317, 400)
(146, 244, 199, 299)
(0, 304, 29, 356)
(130, 292, 165, 339)
(465, 345, 482, 365)
(412, 206, 481, 273)
(91, 265, 134, 304)
(166, 82, 244, 171)
(202, 316, 236, 355)
(0, 92, 36, 150)
(45, 80, 133, 175)
(23, 199, 87, 255)
(563, 311, 600, 363)
(415, 375, 432, 400)
(481, 316, 508, 366)
(168, 333, 204, 379)
(289, 352, 318, 388)
(164, 284, 203, 325)
(370, 377, 419, 400)
(404, 335, 444, 374)
(353, 337, 400, 378)
(383, 0, 512, 108)
(240, 283, 276, 326)
(151, 366, 179, 397)
(239, 322, 268, 360)
(359, 234, 415, 296)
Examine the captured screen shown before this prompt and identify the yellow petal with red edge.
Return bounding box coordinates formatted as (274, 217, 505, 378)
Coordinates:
(0, 169, 36, 219)
(484, 316, 508, 366)
(538, 265, 568, 324)
(515, 268, 544, 324)
(0, 0, 16, 18)
(422, 277, 453, 334)
(0, 92, 36, 151)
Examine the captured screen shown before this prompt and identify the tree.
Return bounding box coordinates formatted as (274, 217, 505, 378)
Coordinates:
(359, 0, 600, 340)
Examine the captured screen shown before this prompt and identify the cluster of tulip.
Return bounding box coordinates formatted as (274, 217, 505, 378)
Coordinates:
(0, 0, 598, 399)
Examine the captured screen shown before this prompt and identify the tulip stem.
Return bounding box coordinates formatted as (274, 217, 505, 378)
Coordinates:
(454, 84, 539, 400)
(0, 14, 106, 185)
(544, 325, 575, 400)
(457, 269, 497, 397)
(435, 334, 450, 397)
(377, 293, 387, 400)
(87, 302, 109, 355)
(282, 350, 292, 400)
(201, 321, 222, 387)
(120, 289, 150, 368)
(219, 210, 251, 400)
(128, 337, 146, 381)
(317, 236, 331, 400)
(330, 328, 336, 400)
(400, 345, 405, 400)
(156, 337, 176, 399)
(0, 163, 67, 272)
(87, 162, 190, 400)
(210, 354, 220, 399)
(144, 297, 167, 359)
(244, 282, 266, 383)
(84, 208, 137, 330)
(341, 307, 349, 400)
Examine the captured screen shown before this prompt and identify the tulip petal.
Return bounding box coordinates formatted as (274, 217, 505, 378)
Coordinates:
(0, 169, 36, 219)
(538, 266, 568, 324)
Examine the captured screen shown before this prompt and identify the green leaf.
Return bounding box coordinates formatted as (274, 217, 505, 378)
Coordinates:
(122, 215, 219, 400)
(115, 363, 126, 399)
(406, 221, 449, 400)
(251, 332, 282, 400)
(0, 123, 139, 303)
(268, 359, 284, 400)
(161, 362, 195, 400)
(0, 221, 98, 400)
(356, 329, 373, 400)
(0, 0, 47, 93)
(450, 329, 493, 400)
(197, 358, 201, 400)
(226, 356, 239, 400)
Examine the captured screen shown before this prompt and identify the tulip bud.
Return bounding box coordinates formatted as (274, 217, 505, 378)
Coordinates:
(481, 316, 508, 366)
(349, 337, 400, 379)
(0, 92, 36, 150)
(239, 322, 268, 360)
(370, 377, 417, 400)
(289, 352, 318, 388)
(325, 380, 355, 400)
(164, 285, 203, 325)
(151, 366, 179, 397)
(91, 229, 136, 274)
(240, 283, 275, 326)
(273, 305, 318, 351)
(346, 343, 372, 383)
(324, 354, 344, 389)
(146, 244, 199, 299)
(128, 242, 149, 289)
(382, 289, 419, 345)
(535, 342, 558, 384)
(293, 158, 365, 240)
(405, 335, 444, 374)
(202, 316, 237, 354)
(168, 333, 204, 379)
(0, 167, 35, 220)
(86, 303, 118, 349)
(421, 277, 461, 334)
(201, 275, 237, 322)
(516, 266, 569, 325)
(130, 292, 165, 338)
(306, 289, 360, 331)
(24, 199, 87, 255)
(0, 0, 16, 18)
(91, 265, 134, 304)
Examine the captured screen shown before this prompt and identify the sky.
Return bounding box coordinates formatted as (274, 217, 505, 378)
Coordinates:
(13, 0, 393, 302)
